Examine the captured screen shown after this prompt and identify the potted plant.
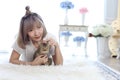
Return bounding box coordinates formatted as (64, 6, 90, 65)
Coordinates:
(89, 24, 113, 58)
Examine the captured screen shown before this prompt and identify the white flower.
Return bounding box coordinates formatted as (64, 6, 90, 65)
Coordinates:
(91, 24, 113, 37)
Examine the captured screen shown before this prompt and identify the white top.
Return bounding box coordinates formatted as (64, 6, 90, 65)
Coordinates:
(12, 33, 56, 62)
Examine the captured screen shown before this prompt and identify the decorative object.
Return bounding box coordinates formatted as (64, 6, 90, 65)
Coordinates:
(90, 24, 113, 58)
(91, 24, 113, 38)
(108, 0, 120, 57)
(61, 31, 72, 46)
(60, 1, 74, 25)
(73, 36, 85, 47)
(116, 39, 120, 59)
(97, 37, 111, 58)
(79, 7, 88, 25)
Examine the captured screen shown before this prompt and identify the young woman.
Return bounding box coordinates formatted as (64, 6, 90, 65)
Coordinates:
(9, 6, 63, 66)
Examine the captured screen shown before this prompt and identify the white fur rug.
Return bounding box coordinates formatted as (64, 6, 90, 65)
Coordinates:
(0, 60, 107, 80)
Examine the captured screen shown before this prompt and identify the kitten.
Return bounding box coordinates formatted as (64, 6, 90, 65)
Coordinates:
(33, 42, 52, 65)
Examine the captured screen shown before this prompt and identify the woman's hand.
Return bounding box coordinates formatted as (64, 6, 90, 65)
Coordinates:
(43, 38, 58, 47)
(43, 38, 63, 65)
(32, 55, 48, 65)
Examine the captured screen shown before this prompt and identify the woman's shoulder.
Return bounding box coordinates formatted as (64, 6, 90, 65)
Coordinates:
(12, 40, 26, 54)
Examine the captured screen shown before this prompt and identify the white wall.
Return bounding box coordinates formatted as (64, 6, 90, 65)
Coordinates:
(0, 0, 104, 53)
(104, 0, 118, 24)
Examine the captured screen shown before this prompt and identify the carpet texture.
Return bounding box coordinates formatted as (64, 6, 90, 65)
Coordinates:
(0, 60, 109, 80)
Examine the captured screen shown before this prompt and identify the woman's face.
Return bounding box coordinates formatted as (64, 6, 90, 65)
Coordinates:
(27, 22, 44, 43)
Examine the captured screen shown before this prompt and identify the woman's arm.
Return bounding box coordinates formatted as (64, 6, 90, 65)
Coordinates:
(9, 50, 48, 65)
(9, 50, 29, 65)
(43, 33, 63, 65)
(52, 43, 63, 65)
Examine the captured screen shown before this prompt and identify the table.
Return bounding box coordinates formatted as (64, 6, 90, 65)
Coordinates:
(59, 25, 88, 57)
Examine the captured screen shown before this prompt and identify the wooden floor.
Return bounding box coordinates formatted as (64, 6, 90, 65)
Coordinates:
(98, 57, 120, 74)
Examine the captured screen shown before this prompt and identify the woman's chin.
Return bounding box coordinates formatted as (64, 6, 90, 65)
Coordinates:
(34, 38, 41, 42)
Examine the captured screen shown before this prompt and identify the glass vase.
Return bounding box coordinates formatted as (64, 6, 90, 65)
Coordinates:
(81, 14, 85, 25)
(64, 36, 69, 46)
(76, 41, 81, 47)
(64, 9, 68, 25)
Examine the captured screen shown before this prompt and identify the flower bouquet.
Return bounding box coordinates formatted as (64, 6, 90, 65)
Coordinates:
(90, 24, 113, 38)
(73, 36, 85, 47)
(79, 7, 88, 25)
(89, 24, 113, 58)
(60, 1, 74, 25)
(61, 31, 72, 46)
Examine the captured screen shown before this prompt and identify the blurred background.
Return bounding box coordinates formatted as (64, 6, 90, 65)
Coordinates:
(0, 0, 118, 63)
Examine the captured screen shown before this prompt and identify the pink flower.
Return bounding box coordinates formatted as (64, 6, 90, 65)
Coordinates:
(79, 7, 88, 14)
